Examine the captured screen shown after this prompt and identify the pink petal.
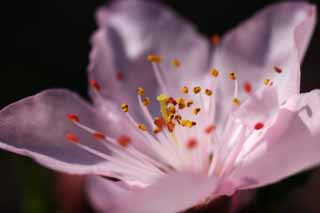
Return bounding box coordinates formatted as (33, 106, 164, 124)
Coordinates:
(87, 173, 218, 213)
(0, 89, 110, 175)
(210, 2, 316, 124)
(229, 90, 320, 189)
(89, 0, 210, 116)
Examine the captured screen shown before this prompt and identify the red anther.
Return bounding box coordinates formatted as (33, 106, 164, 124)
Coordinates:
(167, 97, 177, 106)
(93, 132, 106, 140)
(167, 121, 175, 132)
(211, 34, 221, 45)
(67, 113, 80, 122)
(89, 79, 101, 91)
(116, 72, 124, 81)
(274, 66, 282, 74)
(187, 138, 198, 150)
(117, 135, 131, 147)
(66, 133, 79, 143)
(154, 117, 165, 129)
(205, 124, 216, 134)
(243, 82, 252, 93)
(254, 122, 264, 130)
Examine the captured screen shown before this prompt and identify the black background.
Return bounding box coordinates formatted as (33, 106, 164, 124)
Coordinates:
(1, 0, 319, 212)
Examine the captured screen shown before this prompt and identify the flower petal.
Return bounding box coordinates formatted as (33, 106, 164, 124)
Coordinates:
(87, 173, 218, 213)
(229, 90, 320, 189)
(210, 2, 316, 124)
(0, 89, 110, 175)
(89, 0, 210, 116)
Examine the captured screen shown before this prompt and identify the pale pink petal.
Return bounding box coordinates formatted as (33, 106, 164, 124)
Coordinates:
(210, 2, 316, 124)
(89, 0, 210, 115)
(229, 90, 320, 189)
(87, 173, 218, 213)
(0, 89, 110, 175)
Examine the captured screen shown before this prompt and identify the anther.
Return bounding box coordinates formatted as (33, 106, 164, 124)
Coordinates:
(264, 79, 271, 86)
(254, 122, 264, 130)
(243, 82, 252, 93)
(89, 79, 101, 91)
(205, 89, 213, 96)
(187, 99, 194, 107)
(181, 86, 189, 94)
(177, 98, 186, 109)
(193, 86, 201, 94)
(174, 114, 182, 121)
(187, 138, 198, 150)
(181, 120, 194, 128)
(211, 34, 221, 45)
(232, 98, 241, 106)
(67, 113, 80, 122)
(154, 117, 165, 129)
(143, 97, 150, 106)
(167, 121, 175, 132)
(192, 108, 201, 115)
(137, 87, 145, 96)
(210, 68, 219, 77)
(205, 124, 216, 134)
(171, 59, 181, 68)
(93, 132, 106, 140)
(138, 124, 147, 131)
(167, 105, 176, 114)
(229, 72, 236, 80)
(167, 97, 177, 106)
(273, 66, 282, 74)
(117, 135, 131, 147)
(153, 127, 162, 134)
(147, 54, 162, 64)
(66, 133, 79, 144)
(121, 103, 129, 112)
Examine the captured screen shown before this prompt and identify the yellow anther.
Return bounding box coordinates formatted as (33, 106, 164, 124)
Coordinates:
(181, 86, 189, 94)
(232, 98, 241, 106)
(147, 54, 162, 63)
(171, 59, 181, 68)
(137, 87, 144, 96)
(167, 105, 176, 114)
(168, 113, 175, 121)
(138, 124, 147, 131)
(157, 94, 169, 122)
(143, 97, 150, 106)
(121, 103, 129, 112)
(181, 120, 194, 128)
(193, 86, 201, 94)
(177, 98, 186, 109)
(264, 78, 271, 86)
(187, 99, 194, 107)
(192, 108, 201, 115)
(210, 68, 219, 77)
(229, 72, 236, 80)
(175, 114, 182, 121)
(205, 89, 213, 96)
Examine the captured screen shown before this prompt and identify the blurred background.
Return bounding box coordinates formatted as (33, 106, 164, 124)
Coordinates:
(2, 0, 320, 212)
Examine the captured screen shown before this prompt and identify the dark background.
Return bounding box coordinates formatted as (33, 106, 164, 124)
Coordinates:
(1, 0, 319, 212)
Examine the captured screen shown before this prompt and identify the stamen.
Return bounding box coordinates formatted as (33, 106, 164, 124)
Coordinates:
(273, 66, 282, 74)
(137, 87, 145, 96)
(174, 114, 182, 122)
(154, 117, 165, 129)
(243, 82, 252, 93)
(232, 98, 241, 106)
(193, 86, 201, 94)
(167, 97, 177, 106)
(171, 59, 181, 68)
(138, 124, 147, 131)
(89, 79, 101, 91)
(187, 138, 198, 150)
(121, 103, 129, 112)
(264, 78, 271, 86)
(181, 120, 194, 128)
(147, 54, 162, 64)
(181, 86, 189, 94)
(93, 132, 106, 140)
(153, 127, 161, 134)
(187, 99, 194, 107)
(210, 68, 219, 77)
(143, 97, 150, 106)
(229, 72, 236, 81)
(205, 89, 213, 96)
(167, 121, 175, 132)
(177, 98, 186, 109)
(211, 34, 221, 45)
(167, 105, 176, 115)
(67, 113, 80, 122)
(66, 133, 79, 144)
(254, 122, 264, 130)
(192, 108, 201, 115)
(205, 124, 216, 134)
(117, 135, 131, 147)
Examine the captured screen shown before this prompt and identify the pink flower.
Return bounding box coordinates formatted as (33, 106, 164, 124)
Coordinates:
(0, 1, 319, 212)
